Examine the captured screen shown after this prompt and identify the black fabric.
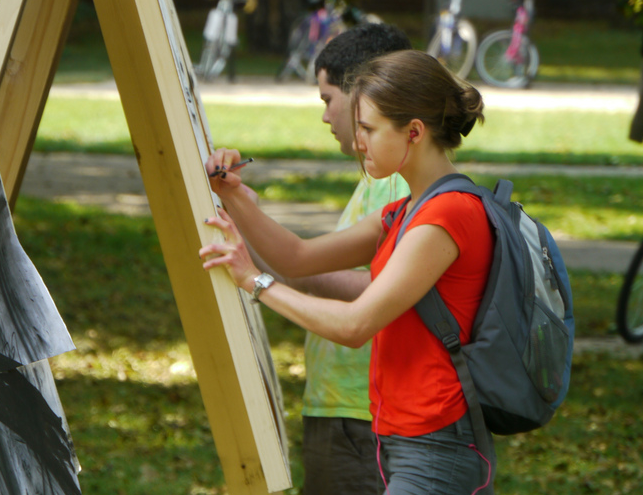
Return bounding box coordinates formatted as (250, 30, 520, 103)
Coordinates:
(302, 416, 382, 495)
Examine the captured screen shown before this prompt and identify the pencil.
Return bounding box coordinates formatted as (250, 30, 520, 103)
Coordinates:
(209, 158, 254, 177)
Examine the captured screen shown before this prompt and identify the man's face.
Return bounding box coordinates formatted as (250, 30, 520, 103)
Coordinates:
(318, 69, 354, 156)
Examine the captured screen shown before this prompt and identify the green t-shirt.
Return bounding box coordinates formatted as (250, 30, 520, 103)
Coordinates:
(301, 174, 410, 420)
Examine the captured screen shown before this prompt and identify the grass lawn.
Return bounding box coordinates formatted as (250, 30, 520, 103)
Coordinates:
(35, 97, 643, 165)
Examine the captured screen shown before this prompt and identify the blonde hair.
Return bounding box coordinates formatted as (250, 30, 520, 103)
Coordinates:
(350, 50, 484, 157)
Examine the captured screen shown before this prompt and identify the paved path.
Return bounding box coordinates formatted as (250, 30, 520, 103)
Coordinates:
(22, 152, 641, 273)
(51, 76, 639, 113)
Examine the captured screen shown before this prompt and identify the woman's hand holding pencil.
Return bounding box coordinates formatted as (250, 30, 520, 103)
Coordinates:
(208, 157, 254, 178)
(205, 148, 253, 199)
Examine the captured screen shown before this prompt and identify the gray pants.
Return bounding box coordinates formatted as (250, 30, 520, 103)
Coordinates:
(302, 416, 382, 495)
(379, 413, 496, 495)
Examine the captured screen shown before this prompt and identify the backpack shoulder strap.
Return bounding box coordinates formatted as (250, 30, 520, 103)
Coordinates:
(492, 179, 513, 208)
(395, 173, 479, 245)
(382, 195, 411, 230)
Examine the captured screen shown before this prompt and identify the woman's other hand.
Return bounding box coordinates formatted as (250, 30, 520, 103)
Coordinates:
(199, 207, 260, 294)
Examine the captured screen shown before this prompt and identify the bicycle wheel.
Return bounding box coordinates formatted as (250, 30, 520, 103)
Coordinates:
(427, 19, 477, 80)
(616, 241, 643, 343)
(276, 15, 315, 81)
(475, 30, 539, 89)
(201, 38, 231, 81)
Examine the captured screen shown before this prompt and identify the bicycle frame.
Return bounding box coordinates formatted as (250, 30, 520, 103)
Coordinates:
(203, 0, 237, 46)
(195, 0, 239, 81)
(276, 0, 377, 83)
(505, 0, 533, 63)
(438, 0, 463, 53)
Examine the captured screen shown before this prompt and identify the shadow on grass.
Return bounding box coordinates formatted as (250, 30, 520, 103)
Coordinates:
(56, 374, 224, 495)
(458, 149, 643, 167)
(12, 182, 643, 493)
(54, 352, 305, 494)
(32, 136, 643, 167)
(493, 353, 643, 494)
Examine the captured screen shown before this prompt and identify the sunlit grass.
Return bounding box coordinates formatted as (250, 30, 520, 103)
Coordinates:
(470, 174, 643, 241)
(245, 172, 643, 241)
(35, 97, 643, 165)
(460, 110, 643, 166)
(537, 65, 640, 85)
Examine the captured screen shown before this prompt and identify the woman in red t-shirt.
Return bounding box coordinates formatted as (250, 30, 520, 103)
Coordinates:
(200, 50, 495, 494)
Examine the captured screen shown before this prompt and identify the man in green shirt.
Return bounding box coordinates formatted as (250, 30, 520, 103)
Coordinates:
(298, 24, 411, 495)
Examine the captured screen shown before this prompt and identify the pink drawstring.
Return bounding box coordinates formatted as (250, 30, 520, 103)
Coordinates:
(469, 444, 492, 494)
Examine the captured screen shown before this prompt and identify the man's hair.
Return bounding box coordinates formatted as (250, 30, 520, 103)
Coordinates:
(314, 23, 412, 93)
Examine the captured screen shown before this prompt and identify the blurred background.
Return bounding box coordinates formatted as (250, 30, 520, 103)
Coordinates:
(57, 0, 641, 85)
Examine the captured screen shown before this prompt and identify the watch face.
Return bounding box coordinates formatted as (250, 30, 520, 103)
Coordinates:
(256, 273, 274, 288)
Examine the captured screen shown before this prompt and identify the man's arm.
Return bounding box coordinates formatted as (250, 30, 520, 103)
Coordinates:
(247, 242, 370, 301)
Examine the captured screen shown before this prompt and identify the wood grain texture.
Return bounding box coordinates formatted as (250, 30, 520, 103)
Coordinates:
(0, 0, 78, 209)
(0, 0, 25, 76)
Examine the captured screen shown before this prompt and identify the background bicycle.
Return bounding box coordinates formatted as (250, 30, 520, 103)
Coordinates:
(475, 0, 539, 88)
(616, 238, 643, 343)
(426, 0, 477, 80)
(276, 0, 382, 83)
(194, 0, 247, 82)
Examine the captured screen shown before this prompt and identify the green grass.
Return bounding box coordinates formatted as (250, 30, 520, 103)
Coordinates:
(35, 98, 643, 165)
(11, 195, 642, 494)
(469, 175, 643, 241)
(531, 20, 642, 85)
(460, 111, 643, 167)
(219, 172, 643, 241)
(494, 353, 643, 494)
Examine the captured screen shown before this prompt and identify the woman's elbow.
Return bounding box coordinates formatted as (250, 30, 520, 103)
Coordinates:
(340, 321, 377, 349)
(343, 338, 368, 349)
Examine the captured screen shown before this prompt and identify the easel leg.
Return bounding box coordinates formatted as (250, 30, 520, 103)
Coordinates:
(0, 0, 78, 210)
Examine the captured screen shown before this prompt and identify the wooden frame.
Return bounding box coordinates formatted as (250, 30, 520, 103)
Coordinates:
(0, 0, 77, 208)
(0, 0, 291, 493)
(0, 0, 25, 74)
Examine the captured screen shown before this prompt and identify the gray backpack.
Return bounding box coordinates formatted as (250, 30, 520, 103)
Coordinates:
(389, 173, 575, 461)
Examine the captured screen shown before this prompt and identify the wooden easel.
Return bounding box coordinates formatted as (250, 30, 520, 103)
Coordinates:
(0, 1, 291, 493)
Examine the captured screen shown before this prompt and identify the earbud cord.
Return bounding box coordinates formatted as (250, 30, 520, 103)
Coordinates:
(392, 138, 410, 197)
(373, 337, 391, 495)
(378, 139, 412, 251)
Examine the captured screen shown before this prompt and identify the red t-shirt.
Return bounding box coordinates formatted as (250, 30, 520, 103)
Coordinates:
(369, 191, 493, 436)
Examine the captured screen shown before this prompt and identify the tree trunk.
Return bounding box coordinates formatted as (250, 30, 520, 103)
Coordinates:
(247, 0, 303, 54)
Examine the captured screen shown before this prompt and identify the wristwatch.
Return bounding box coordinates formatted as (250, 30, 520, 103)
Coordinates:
(252, 273, 275, 303)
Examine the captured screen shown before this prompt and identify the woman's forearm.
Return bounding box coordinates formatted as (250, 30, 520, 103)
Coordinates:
(218, 190, 379, 278)
(252, 281, 378, 348)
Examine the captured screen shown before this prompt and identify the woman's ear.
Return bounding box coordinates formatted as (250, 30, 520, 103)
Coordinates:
(407, 119, 425, 143)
